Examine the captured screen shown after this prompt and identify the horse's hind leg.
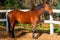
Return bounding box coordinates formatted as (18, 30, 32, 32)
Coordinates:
(10, 20, 15, 38)
(10, 26, 15, 38)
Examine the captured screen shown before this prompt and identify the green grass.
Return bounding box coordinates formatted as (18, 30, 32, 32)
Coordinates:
(0, 23, 60, 33)
(54, 28, 60, 32)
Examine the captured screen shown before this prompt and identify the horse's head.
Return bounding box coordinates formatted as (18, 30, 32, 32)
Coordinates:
(43, 2, 53, 15)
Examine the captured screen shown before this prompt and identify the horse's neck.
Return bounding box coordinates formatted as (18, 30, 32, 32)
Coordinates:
(35, 8, 44, 16)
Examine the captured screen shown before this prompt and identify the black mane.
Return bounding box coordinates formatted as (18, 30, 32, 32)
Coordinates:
(31, 3, 45, 10)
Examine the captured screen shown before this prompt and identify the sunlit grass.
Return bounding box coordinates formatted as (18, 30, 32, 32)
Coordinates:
(15, 23, 60, 32)
(0, 23, 60, 32)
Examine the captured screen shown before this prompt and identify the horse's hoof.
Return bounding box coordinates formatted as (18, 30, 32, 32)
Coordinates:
(9, 34, 15, 38)
(10, 36, 15, 38)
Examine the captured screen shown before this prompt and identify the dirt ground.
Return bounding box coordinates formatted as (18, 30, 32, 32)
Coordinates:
(0, 26, 60, 40)
(0, 30, 60, 40)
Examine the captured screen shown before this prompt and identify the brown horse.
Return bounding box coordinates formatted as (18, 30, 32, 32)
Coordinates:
(7, 2, 52, 38)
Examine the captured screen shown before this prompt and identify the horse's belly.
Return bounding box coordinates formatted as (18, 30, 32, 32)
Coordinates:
(19, 20, 31, 24)
(22, 21, 31, 24)
(17, 18, 31, 24)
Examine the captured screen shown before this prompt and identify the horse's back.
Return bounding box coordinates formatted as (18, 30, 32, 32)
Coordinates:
(8, 9, 39, 24)
(8, 10, 31, 23)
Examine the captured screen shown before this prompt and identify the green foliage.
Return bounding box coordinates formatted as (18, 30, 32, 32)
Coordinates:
(4, 0, 26, 9)
(4, 0, 13, 9)
(17, 23, 25, 26)
(0, 13, 6, 19)
(36, 24, 41, 30)
(13, 1, 20, 9)
(54, 28, 60, 32)
(0, 22, 5, 26)
(0, 13, 6, 26)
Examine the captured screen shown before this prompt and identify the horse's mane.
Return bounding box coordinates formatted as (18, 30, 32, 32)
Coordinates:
(31, 3, 45, 11)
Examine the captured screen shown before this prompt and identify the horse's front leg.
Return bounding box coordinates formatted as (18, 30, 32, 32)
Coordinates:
(32, 23, 37, 40)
